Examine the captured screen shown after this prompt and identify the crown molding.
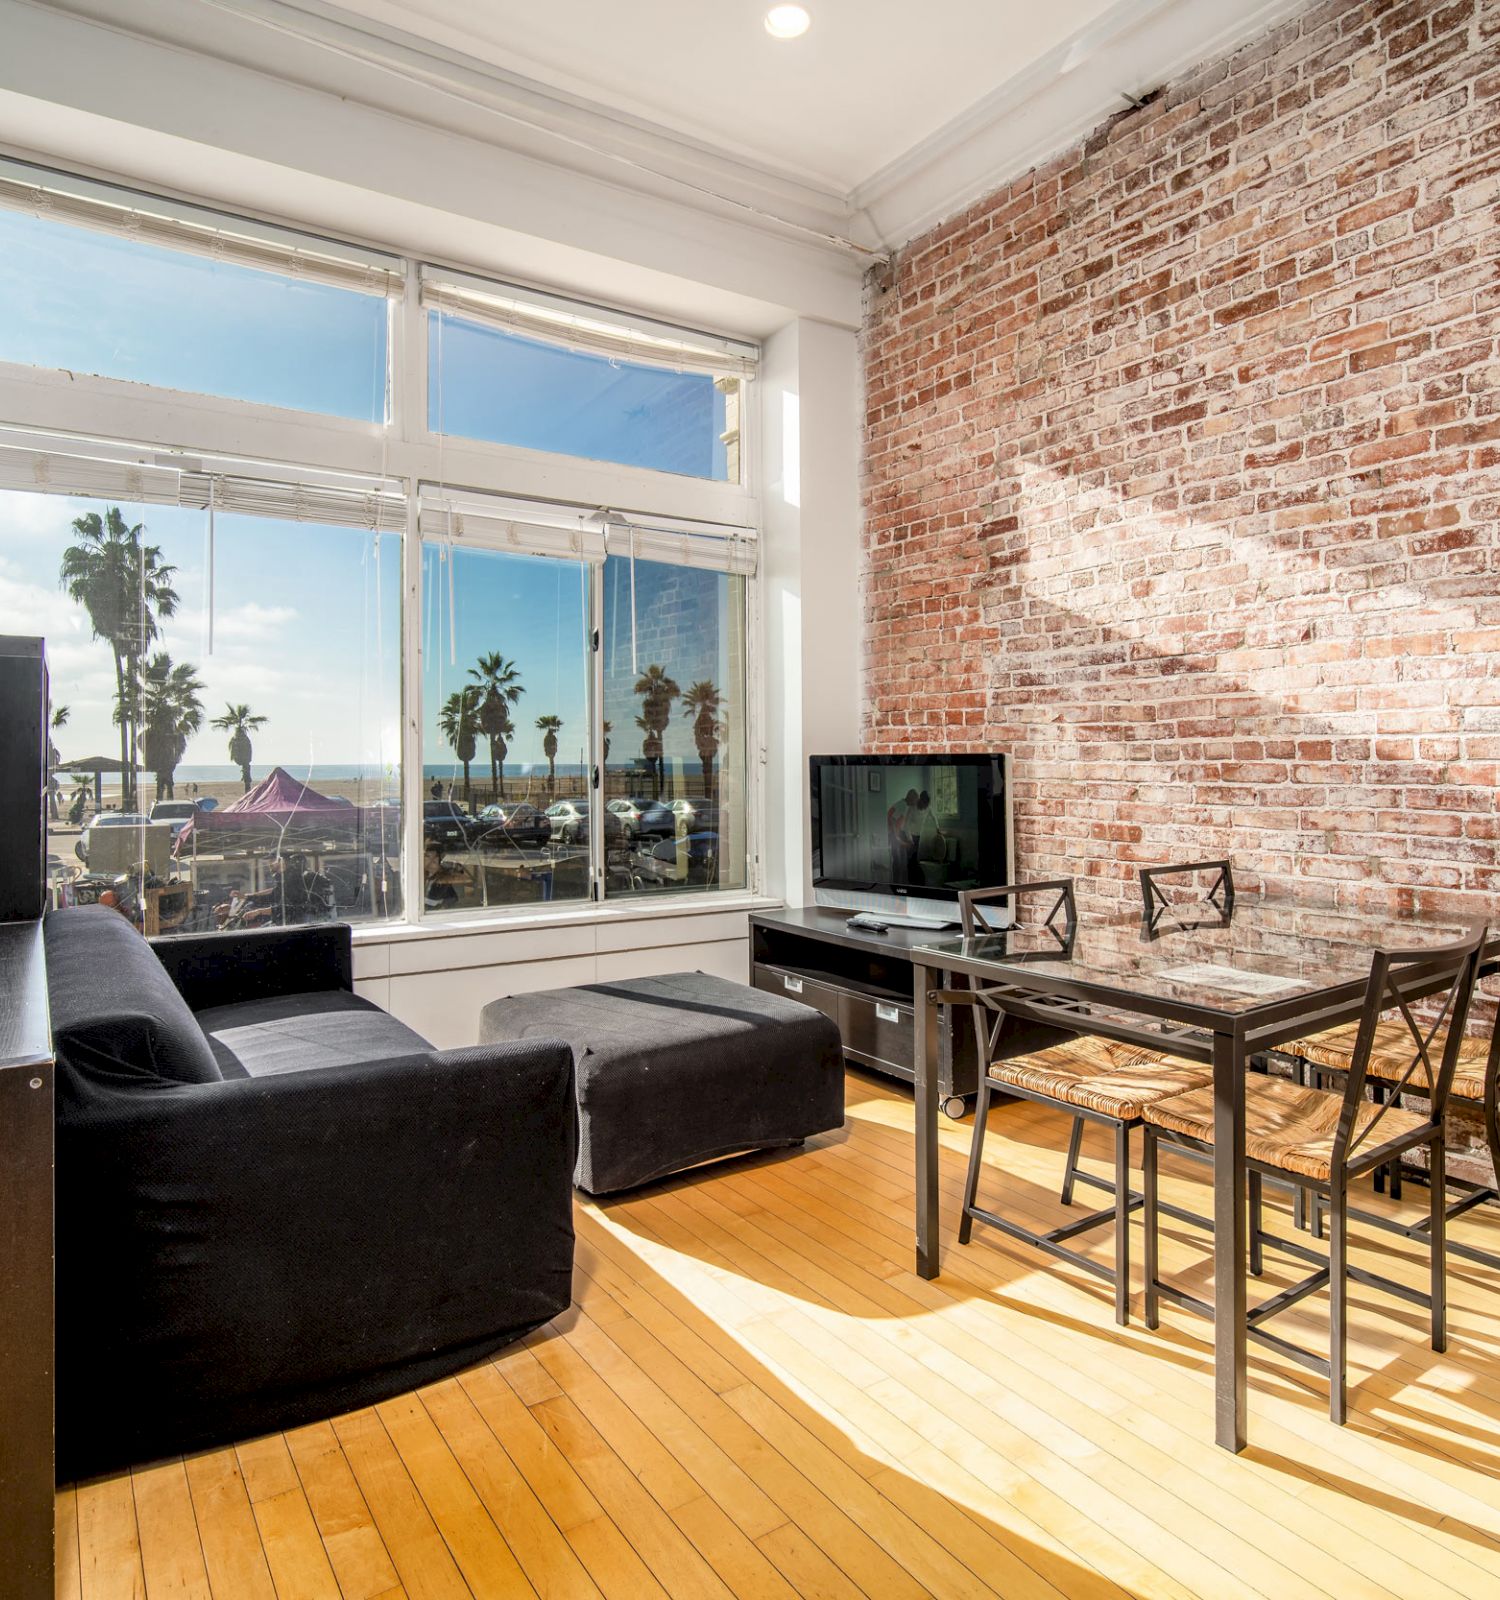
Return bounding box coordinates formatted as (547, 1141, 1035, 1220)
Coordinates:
(50, 0, 882, 255)
(852, 0, 1315, 248)
(22, 0, 1312, 268)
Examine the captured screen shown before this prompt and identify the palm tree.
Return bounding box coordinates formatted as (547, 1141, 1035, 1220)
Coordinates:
(535, 715, 563, 796)
(633, 664, 680, 800)
(681, 681, 724, 796)
(439, 685, 482, 807)
(68, 772, 91, 822)
(211, 703, 268, 792)
(48, 704, 69, 819)
(633, 715, 664, 802)
(136, 654, 204, 799)
(470, 652, 524, 802)
(59, 507, 179, 810)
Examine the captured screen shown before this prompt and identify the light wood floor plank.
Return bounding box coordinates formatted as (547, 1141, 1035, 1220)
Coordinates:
(329, 1409, 475, 1600)
(182, 1448, 278, 1600)
(132, 1458, 212, 1600)
(414, 1376, 603, 1600)
(56, 1485, 83, 1600)
(283, 1420, 402, 1600)
(75, 1475, 145, 1600)
(252, 1486, 344, 1600)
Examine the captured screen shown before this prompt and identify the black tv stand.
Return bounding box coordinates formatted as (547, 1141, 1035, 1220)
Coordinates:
(749, 906, 979, 1116)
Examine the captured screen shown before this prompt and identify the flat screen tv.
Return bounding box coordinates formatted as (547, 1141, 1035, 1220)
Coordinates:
(810, 753, 1013, 927)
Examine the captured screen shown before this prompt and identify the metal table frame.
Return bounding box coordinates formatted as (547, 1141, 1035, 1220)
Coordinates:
(911, 925, 1492, 1452)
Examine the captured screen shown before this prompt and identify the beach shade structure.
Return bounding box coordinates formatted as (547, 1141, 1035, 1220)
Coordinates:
(172, 766, 376, 856)
(54, 755, 136, 813)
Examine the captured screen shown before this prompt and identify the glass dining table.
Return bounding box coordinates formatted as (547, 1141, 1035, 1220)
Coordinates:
(909, 893, 1496, 1452)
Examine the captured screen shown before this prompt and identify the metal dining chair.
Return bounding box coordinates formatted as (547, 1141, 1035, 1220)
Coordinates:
(1140, 858, 1234, 927)
(1290, 997, 1500, 1269)
(955, 879, 1215, 1325)
(1140, 922, 1488, 1423)
(1059, 859, 1237, 1214)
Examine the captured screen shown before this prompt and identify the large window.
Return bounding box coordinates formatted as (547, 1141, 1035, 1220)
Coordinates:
(425, 271, 750, 482)
(419, 509, 594, 914)
(4, 472, 402, 933)
(0, 163, 397, 421)
(5, 162, 760, 934)
(602, 535, 750, 897)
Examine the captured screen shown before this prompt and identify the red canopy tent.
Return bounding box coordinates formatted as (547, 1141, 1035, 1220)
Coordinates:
(173, 767, 379, 854)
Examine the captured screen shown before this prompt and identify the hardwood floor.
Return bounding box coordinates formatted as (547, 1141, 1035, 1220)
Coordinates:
(60, 1068, 1500, 1599)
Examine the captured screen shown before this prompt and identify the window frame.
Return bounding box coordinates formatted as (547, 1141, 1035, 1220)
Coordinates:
(0, 156, 765, 929)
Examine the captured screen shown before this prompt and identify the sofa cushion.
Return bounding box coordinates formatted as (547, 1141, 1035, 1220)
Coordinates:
(45, 906, 222, 1084)
(195, 991, 431, 1078)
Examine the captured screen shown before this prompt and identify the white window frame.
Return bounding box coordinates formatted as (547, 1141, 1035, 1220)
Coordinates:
(0, 153, 765, 928)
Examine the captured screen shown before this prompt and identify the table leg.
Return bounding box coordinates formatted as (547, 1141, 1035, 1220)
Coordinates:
(1213, 1027, 1247, 1451)
(914, 960, 940, 1279)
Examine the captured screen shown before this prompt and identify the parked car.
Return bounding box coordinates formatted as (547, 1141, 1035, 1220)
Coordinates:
(75, 812, 150, 866)
(546, 799, 624, 847)
(149, 798, 200, 839)
(670, 796, 720, 831)
(475, 802, 552, 850)
(545, 799, 588, 844)
(422, 798, 476, 848)
(608, 797, 676, 840)
(632, 831, 721, 888)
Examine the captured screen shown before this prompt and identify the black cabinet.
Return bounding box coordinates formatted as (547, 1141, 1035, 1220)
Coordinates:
(750, 908, 980, 1116)
(0, 637, 47, 923)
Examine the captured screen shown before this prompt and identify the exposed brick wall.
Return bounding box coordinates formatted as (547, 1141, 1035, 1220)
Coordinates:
(862, 0, 1500, 935)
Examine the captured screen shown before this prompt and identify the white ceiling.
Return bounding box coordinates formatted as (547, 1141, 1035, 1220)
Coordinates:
(327, 0, 1123, 193)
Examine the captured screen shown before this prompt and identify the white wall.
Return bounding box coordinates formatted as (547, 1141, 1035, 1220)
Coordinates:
(760, 320, 865, 905)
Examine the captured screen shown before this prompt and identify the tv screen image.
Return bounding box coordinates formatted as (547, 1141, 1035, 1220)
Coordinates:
(810, 753, 1012, 924)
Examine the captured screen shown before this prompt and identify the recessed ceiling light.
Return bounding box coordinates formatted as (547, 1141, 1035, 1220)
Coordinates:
(765, 5, 811, 40)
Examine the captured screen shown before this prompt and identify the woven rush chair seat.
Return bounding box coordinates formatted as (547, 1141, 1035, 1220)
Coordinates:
(1144, 1073, 1435, 1183)
(1292, 1019, 1488, 1101)
(991, 1035, 1211, 1122)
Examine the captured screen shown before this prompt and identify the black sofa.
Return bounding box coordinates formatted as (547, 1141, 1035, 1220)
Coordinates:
(47, 905, 577, 1478)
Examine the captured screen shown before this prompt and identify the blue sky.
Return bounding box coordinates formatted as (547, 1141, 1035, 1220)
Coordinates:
(0, 210, 729, 478)
(0, 490, 402, 773)
(0, 207, 736, 778)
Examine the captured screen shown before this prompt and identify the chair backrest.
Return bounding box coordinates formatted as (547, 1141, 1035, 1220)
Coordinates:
(1332, 922, 1488, 1175)
(958, 879, 1076, 943)
(1140, 859, 1234, 925)
(955, 881, 1077, 1071)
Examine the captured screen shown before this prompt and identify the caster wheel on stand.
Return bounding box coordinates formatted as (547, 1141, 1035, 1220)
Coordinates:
(942, 1095, 971, 1120)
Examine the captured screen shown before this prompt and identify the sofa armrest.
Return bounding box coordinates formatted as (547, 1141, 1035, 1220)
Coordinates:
(56, 1034, 577, 1475)
(149, 922, 354, 1011)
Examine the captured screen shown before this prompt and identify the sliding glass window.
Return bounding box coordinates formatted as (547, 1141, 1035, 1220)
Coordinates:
(601, 528, 750, 897)
(0, 161, 398, 420)
(424, 270, 752, 482)
(418, 495, 596, 913)
(0, 452, 403, 932)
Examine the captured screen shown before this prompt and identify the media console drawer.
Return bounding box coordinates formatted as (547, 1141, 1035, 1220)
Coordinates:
(753, 963, 842, 1026)
(748, 912, 981, 1116)
(840, 989, 914, 1076)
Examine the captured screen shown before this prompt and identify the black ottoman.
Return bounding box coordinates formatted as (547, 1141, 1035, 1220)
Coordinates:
(479, 971, 845, 1195)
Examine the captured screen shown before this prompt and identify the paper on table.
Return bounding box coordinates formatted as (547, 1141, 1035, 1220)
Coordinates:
(1153, 962, 1306, 997)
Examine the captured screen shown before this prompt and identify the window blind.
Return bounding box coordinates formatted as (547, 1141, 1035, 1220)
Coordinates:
(0, 160, 404, 299)
(417, 492, 607, 562)
(420, 267, 758, 381)
(605, 518, 756, 577)
(0, 432, 405, 530)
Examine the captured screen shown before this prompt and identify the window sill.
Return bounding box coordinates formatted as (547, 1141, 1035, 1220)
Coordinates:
(350, 890, 784, 946)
